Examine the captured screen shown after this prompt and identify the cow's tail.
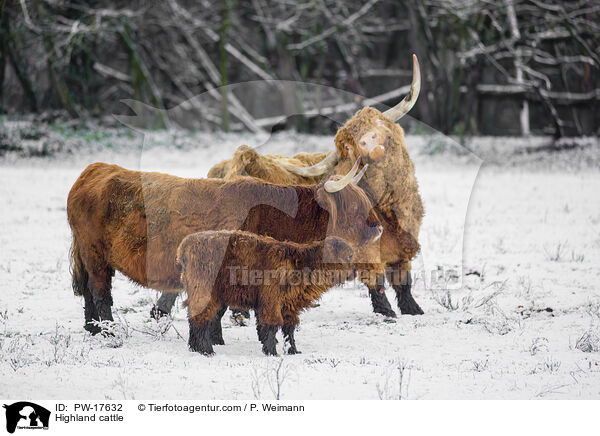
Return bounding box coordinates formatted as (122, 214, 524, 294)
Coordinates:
(69, 234, 89, 296)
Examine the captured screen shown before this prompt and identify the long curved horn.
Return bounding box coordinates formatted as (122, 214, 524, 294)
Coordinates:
(324, 158, 361, 193)
(352, 163, 368, 184)
(383, 54, 421, 121)
(283, 151, 339, 177)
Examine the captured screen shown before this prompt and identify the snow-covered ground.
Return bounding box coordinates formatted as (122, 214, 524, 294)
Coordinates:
(0, 128, 599, 399)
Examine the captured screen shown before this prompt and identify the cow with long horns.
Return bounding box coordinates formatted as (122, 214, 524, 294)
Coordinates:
(155, 55, 424, 318)
(67, 159, 382, 335)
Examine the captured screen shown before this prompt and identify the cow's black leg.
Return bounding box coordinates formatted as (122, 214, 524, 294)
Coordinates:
(397, 274, 424, 315)
(91, 293, 114, 321)
(86, 267, 115, 335)
(92, 292, 114, 324)
(89, 292, 114, 336)
(83, 288, 101, 335)
(282, 324, 300, 354)
(255, 315, 264, 343)
(368, 274, 397, 317)
(386, 263, 424, 315)
(230, 308, 250, 326)
(369, 287, 397, 317)
(258, 324, 278, 356)
(188, 319, 214, 356)
(209, 304, 227, 345)
(150, 292, 178, 319)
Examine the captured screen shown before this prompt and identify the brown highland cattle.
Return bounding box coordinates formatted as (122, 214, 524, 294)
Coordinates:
(178, 230, 355, 355)
(67, 160, 381, 335)
(156, 55, 423, 319)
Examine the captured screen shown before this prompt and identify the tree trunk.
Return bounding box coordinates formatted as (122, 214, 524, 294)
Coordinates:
(0, 6, 7, 110)
(505, 0, 530, 135)
(407, 1, 433, 126)
(2, 8, 38, 112)
(119, 24, 169, 128)
(277, 44, 300, 130)
(220, 0, 230, 132)
(35, 0, 79, 118)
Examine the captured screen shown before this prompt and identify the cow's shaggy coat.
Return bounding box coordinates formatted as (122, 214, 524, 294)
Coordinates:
(207, 144, 327, 185)
(178, 230, 355, 355)
(67, 162, 381, 334)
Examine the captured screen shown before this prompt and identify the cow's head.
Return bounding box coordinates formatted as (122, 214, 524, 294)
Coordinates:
(322, 236, 355, 278)
(284, 55, 422, 241)
(322, 236, 355, 269)
(283, 54, 420, 177)
(314, 158, 383, 258)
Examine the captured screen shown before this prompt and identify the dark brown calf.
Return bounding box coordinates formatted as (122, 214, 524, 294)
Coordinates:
(178, 230, 355, 355)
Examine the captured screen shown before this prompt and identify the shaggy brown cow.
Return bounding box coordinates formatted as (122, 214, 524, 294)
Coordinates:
(178, 230, 355, 355)
(160, 55, 423, 319)
(207, 144, 328, 185)
(67, 160, 381, 335)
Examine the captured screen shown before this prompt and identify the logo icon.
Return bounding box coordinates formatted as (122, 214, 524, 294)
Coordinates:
(3, 402, 50, 434)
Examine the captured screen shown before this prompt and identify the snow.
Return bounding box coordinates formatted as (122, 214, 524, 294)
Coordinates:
(0, 129, 599, 399)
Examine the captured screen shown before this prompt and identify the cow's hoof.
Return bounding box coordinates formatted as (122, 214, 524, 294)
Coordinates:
(370, 289, 396, 318)
(287, 347, 301, 355)
(84, 323, 102, 336)
(189, 344, 214, 356)
(85, 323, 115, 337)
(150, 305, 169, 320)
(262, 347, 278, 356)
(374, 307, 397, 318)
(398, 297, 424, 315)
(211, 337, 225, 345)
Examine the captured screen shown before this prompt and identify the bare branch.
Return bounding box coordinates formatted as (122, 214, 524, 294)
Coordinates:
(286, 0, 380, 50)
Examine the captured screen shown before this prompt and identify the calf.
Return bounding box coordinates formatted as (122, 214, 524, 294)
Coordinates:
(178, 230, 355, 355)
